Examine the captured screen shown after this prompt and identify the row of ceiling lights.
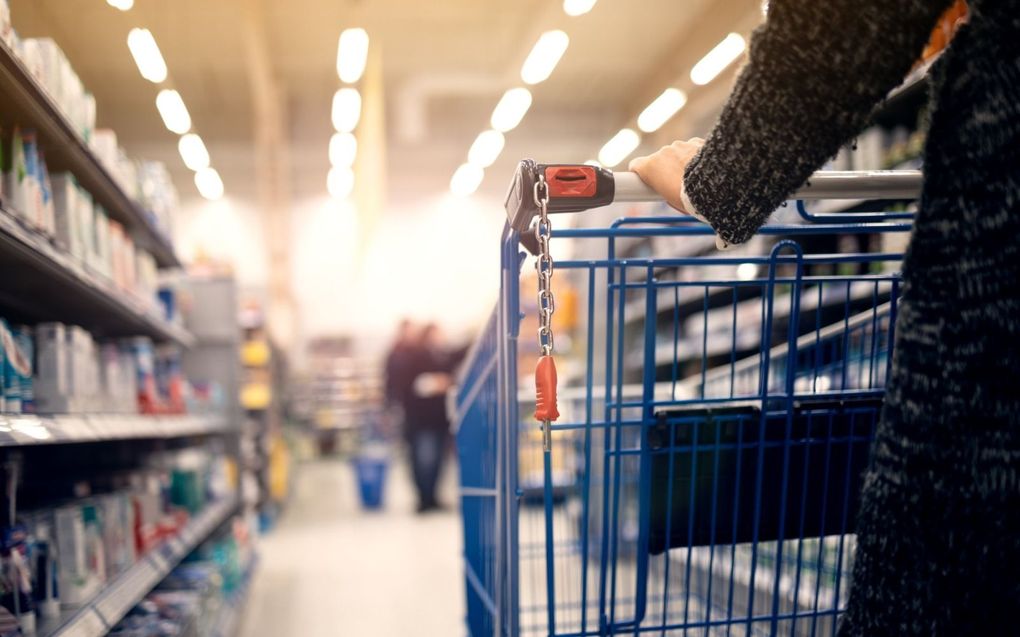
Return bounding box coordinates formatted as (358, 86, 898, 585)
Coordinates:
(110, 0, 224, 200)
(327, 28, 369, 200)
(594, 32, 747, 167)
(449, 0, 594, 198)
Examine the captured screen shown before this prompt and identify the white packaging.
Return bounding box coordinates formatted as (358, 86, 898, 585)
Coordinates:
(33, 323, 70, 413)
(95, 494, 136, 577)
(0, 0, 11, 49)
(92, 208, 111, 278)
(77, 188, 95, 264)
(52, 505, 100, 608)
(50, 173, 83, 258)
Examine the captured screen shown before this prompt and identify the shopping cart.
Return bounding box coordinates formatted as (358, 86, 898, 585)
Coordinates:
(454, 161, 921, 636)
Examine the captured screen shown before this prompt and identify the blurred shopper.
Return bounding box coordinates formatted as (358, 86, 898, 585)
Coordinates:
(384, 319, 418, 440)
(629, 1, 1019, 634)
(405, 323, 456, 513)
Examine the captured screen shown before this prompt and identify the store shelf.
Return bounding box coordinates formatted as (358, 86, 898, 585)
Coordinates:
(0, 41, 179, 268)
(0, 413, 233, 447)
(209, 554, 258, 637)
(39, 495, 239, 637)
(0, 207, 193, 345)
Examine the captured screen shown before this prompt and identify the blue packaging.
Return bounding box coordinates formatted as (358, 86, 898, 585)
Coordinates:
(12, 326, 33, 413)
(1, 319, 31, 414)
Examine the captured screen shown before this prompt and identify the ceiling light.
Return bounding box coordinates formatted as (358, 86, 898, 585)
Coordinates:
(598, 128, 641, 167)
(520, 30, 570, 85)
(127, 28, 167, 83)
(107, 0, 133, 10)
(690, 33, 746, 86)
(490, 88, 532, 133)
(467, 130, 505, 168)
(450, 163, 484, 197)
(332, 88, 362, 133)
(329, 132, 358, 167)
(563, 0, 597, 16)
(195, 168, 224, 200)
(155, 89, 191, 134)
(637, 88, 688, 133)
(328, 167, 355, 199)
(178, 134, 210, 171)
(336, 28, 369, 84)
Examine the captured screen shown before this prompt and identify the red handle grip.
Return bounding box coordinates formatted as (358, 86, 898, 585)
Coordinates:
(534, 355, 560, 422)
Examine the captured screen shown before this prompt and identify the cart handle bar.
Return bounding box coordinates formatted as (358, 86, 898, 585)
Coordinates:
(505, 159, 923, 234)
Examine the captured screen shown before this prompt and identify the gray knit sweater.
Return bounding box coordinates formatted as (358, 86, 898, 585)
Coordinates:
(684, 0, 1020, 634)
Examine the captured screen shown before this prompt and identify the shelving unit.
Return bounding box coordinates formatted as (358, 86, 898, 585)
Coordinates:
(0, 206, 192, 345)
(38, 495, 239, 637)
(0, 41, 178, 268)
(0, 413, 231, 447)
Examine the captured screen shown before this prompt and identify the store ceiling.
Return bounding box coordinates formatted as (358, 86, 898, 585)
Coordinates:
(8, 0, 761, 209)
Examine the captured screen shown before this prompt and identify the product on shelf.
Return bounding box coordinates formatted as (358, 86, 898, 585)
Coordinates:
(1, 319, 32, 414)
(19, 37, 96, 142)
(0, 0, 11, 49)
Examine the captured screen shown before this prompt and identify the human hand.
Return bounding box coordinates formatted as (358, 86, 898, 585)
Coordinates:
(628, 138, 705, 214)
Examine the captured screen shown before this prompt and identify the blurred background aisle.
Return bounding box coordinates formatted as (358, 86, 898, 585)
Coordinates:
(238, 459, 462, 637)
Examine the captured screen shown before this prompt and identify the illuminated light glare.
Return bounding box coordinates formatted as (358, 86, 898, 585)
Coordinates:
(107, 0, 134, 10)
(637, 88, 688, 133)
(155, 90, 191, 134)
(736, 263, 758, 281)
(450, 163, 484, 197)
(195, 167, 224, 200)
(178, 134, 210, 171)
(467, 130, 505, 168)
(598, 128, 641, 167)
(336, 28, 369, 83)
(520, 30, 570, 85)
(563, 0, 597, 16)
(332, 88, 362, 133)
(490, 88, 532, 132)
(126, 28, 167, 83)
(328, 167, 355, 199)
(329, 132, 358, 167)
(690, 33, 747, 86)
(584, 159, 601, 167)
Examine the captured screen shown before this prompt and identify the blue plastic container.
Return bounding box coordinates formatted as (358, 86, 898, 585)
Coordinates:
(353, 456, 388, 510)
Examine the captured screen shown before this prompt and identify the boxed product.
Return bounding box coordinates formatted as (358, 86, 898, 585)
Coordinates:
(94, 493, 137, 578)
(0, 319, 31, 414)
(12, 325, 34, 413)
(0, 0, 11, 49)
(129, 337, 159, 414)
(92, 206, 111, 278)
(3, 126, 29, 218)
(22, 38, 96, 141)
(99, 341, 137, 413)
(33, 322, 70, 413)
(51, 504, 102, 608)
(20, 129, 44, 225)
(50, 172, 84, 259)
(37, 150, 55, 235)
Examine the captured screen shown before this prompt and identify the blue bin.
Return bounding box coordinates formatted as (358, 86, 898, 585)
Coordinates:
(353, 457, 388, 510)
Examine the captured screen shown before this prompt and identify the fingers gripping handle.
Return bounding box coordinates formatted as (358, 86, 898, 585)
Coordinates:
(535, 355, 559, 451)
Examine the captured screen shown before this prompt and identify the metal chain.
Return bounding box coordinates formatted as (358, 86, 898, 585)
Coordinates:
(534, 175, 554, 357)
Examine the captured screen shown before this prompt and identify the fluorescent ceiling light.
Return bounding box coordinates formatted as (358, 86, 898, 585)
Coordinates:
(328, 167, 355, 199)
(467, 130, 505, 168)
(598, 128, 641, 167)
(127, 28, 167, 83)
(450, 163, 484, 197)
(637, 88, 688, 133)
(155, 89, 191, 134)
(178, 134, 210, 171)
(490, 88, 532, 133)
(690, 33, 746, 86)
(195, 167, 224, 200)
(332, 88, 362, 133)
(107, 0, 134, 10)
(563, 0, 597, 16)
(329, 132, 358, 167)
(521, 30, 570, 85)
(336, 28, 369, 84)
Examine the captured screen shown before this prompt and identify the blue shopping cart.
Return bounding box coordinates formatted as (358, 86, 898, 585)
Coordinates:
(454, 161, 921, 636)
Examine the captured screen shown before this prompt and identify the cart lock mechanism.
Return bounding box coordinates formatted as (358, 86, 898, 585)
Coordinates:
(508, 160, 614, 452)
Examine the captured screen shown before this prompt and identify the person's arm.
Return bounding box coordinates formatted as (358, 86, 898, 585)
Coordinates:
(632, 0, 952, 246)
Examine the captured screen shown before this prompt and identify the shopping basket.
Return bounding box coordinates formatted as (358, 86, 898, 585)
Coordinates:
(454, 161, 920, 636)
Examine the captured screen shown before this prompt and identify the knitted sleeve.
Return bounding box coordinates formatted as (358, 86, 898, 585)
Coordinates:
(684, 0, 953, 245)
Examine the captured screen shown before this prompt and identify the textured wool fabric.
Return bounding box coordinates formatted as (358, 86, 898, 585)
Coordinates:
(683, 0, 1020, 635)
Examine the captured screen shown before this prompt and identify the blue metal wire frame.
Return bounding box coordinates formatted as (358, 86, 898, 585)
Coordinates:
(454, 200, 911, 636)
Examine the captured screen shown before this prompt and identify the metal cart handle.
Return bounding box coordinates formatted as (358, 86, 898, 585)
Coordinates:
(505, 159, 923, 233)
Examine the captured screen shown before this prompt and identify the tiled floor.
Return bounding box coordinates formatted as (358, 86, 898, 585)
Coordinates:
(239, 457, 464, 636)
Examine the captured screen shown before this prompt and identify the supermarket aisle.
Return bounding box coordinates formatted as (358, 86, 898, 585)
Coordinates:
(238, 457, 464, 636)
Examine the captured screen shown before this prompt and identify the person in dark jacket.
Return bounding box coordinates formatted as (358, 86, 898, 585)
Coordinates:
(630, 0, 1019, 634)
(383, 319, 418, 439)
(404, 323, 457, 513)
